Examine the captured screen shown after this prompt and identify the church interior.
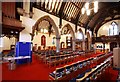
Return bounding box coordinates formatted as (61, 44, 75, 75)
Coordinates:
(1, 0, 120, 82)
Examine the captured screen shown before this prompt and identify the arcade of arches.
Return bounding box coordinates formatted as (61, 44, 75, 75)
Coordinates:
(1, 1, 120, 81)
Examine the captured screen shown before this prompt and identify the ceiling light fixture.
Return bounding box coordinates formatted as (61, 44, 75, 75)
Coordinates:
(81, 1, 98, 16)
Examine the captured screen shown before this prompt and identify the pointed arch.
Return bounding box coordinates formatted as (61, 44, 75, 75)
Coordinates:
(86, 31, 90, 39)
(32, 15, 59, 40)
(61, 23, 75, 39)
(76, 28, 84, 40)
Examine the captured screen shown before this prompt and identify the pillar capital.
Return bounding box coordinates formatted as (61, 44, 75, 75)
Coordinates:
(56, 36, 61, 39)
(59, 24, 62, 28)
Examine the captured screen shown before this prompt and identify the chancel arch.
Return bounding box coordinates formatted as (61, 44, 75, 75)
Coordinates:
(32, 15, 60, 52)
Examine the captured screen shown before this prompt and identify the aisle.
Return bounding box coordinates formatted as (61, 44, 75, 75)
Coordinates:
(2, 55, 50, 80)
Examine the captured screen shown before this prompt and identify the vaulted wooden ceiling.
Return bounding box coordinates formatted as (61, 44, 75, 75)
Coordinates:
(32, 1, 120, 34)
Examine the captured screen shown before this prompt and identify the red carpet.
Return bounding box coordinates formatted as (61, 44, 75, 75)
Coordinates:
(2, 52, 118, 81)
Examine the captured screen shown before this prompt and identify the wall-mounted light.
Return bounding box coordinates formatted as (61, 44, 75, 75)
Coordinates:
(11, 31, 14, 33)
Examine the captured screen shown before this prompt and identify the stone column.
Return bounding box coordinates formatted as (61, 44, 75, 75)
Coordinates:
(23, 0, 30, 17)
(56, 36, 60, 52)
(82, 41, 85, 51)
(72, 39, 75, 51)
(103, 43, 105, 53)
(19, 1, 35, 42)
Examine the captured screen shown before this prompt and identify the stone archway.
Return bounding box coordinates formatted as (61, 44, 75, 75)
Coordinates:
(62, 24, 75, 39)
(62, 23, 75, 50)
(32, 15, 59, 38)
(32, 15, 60, 52)
(77, 28, 84, 40)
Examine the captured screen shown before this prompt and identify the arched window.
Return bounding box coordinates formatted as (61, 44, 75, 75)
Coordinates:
(108, 21, 118, 36)
(76, 30, 83, 40)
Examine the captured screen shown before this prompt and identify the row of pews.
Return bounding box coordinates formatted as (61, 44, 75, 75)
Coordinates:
(35, 50, 85, 67)
(49, 52, 113, 81)
(75, 56, 112, 82)
(49, 57, 94, 80)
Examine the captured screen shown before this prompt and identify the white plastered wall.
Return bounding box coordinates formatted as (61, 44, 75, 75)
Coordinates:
(2, 37, 16, 50)
(98, 20, 120, 37)
(96, 20, 120, 51)
(32, 33, 56, 49)
(20, 7, 90, 49)
(20, 16, 36, 42)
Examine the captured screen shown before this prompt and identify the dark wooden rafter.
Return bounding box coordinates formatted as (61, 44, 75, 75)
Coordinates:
(62, 2, 69, 20)
(71, 5, 76, 20)
(84, 2, 97, 31)
(59, 1, 66, 16)
(73, 2, 85, 31)
(54, 1, 59, 14)
(84, 13, 95, 34)
(69, 4, 74, 18)
(52, 2, 57, 13)
(56, 1, 60, 14)
(66, 3, 72, 20)
(49, 1, 53, 11)
(66, 2, 72, 18)
(102, 16, 120, 26)
(91, 8, 108, 32)
(71, 4, 77, 18)
(95, 16, 120, 34)
(92, 4, 120, 30)
(59, 1, 66, 28)
(46, 0, 49, 9)
(71, 4, 75, 19)
(94, 13, 108, 34)
(93, 4, 120, 33)
(33, 1, 120, 33)
(76, 3, 84, 21)
(75, 8, 79, 19)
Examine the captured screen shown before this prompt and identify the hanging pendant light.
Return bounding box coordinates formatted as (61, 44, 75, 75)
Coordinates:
(81, 7, 85, 14)
(86, 9, 90, 16)
(85, 2, 89, 10)
(94, 1, 98, 13)
(81, 1, 98, 15)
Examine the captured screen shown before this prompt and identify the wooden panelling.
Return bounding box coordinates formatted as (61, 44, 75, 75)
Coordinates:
(2, 16, 22, 28)
(2, 2, 15, 18)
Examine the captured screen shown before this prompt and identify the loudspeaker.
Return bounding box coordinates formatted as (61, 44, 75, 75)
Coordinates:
(113, 47, 120, 69)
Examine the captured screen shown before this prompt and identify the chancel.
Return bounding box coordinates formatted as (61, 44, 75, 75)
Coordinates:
(1, 0, 120, 81)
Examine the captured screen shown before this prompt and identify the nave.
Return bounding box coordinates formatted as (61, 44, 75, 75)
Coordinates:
(2, 52, 118, 81)
(1, 1, 120, 82)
